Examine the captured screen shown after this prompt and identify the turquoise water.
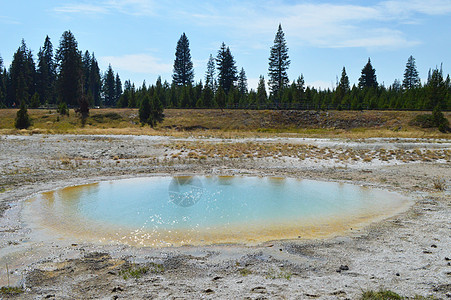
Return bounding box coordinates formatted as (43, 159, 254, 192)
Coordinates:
(26, 176, 408, 245)
(54, 177, 400, 228)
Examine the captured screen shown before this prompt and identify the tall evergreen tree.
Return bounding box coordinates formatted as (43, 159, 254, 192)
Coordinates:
(237, 68, 248, 96)
(15, 101, 31, 129)
(103, 64, 116, 106)
(335, 67, 350, 106)
(36, 36, 56, 105)
(426, 66, 447, 109)
(358, 58, 378, 89)
(82, 50, 91, 96)
(268, 24, 290, 101)
(0, 55, 5, 107)
(9, 40, 36, 106)
(338, 67, 350, 93)
(205, 54, 216, 91)
(256, 75, 268, 107)
(115, 73, 122, 102)
(403, 55, 420, 90)
(172, 33, 194, 86)
(89, 54, 102, 106)
(56, 31, 82, 106)
(216, 42, 237, 94)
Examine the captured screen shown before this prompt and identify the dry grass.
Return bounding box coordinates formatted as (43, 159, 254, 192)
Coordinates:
(167, 141, 451, 163)
(0, 108, 450, 139)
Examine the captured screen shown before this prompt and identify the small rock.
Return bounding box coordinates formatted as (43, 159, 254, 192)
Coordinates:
(396, 273, 400, 276)
(44, 295, 55, 299)
(445, 257, 450, 261)
(337, 265, 349, 272)
(112, 286, 124, 293)
(431, 244, 437, 248)
(71, 243, 78, 247)
(251, 286, 267, 293)
(331, 290, 347, 296)
(304, 293, 319, 298)
(212, 276, 222, 281)
(423, 250, 432, 254)
(204, 288, 214, 294)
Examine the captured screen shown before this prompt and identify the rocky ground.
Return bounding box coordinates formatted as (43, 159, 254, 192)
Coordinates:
(0, 134, 450, 299)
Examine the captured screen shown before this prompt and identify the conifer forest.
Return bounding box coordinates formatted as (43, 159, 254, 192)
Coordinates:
(0, 28, 450, 115)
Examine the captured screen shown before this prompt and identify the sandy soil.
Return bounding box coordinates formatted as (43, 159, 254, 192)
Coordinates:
(0, 134, 450, 299)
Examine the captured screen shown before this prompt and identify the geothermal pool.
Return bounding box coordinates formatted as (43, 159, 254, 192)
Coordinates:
(23, 176, 410, 246)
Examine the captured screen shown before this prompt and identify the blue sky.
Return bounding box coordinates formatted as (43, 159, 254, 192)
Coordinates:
(1, 0, 451, 90)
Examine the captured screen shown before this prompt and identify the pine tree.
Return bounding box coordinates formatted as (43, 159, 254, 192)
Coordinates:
(338, 67, 350, 93)
(172, 33, 194, 86)
(358, 58, 378, 89)
(214, 86, 226, 108)
(0, 55, 5, 107)
(103, 64, 116, 106)
(15, 101, 31, 129)
(426, 66, 447, 109)
(256, 75, 268, 107)
(82, 51, 91, 96)
(237, 68, 248, 96)
(139, 94, 151, 124)
(216, 43, 238, 94)
(336, 67, 350, 106)
(115, 73, 122, 103)
(268, 24, 290, 101)
(403, 55, 420, 90)
(89, 54, 102, 106)
(56, 31, 82, 106)
(9, 40, 36, 106)
(205, 54, 216, 91)
(150, 91, 164, 126)
(36, 36, 56, 104)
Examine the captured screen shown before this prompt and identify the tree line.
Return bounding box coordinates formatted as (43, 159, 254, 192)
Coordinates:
(118, 25, 451, 112)
(1, 26, 450, 115)
(0, 31, 122, 110)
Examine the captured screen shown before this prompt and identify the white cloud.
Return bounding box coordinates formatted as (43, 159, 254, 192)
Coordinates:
(180, 0, 450, 50)
(0, 15, 21, 25)
(100, 53, 172, 74)
(53, 0, 451, 50)
(381, 0, 451, 16)
(54, 3, 109, 14)
(104, 0, 158, 16)
(54, 0, 158, 16)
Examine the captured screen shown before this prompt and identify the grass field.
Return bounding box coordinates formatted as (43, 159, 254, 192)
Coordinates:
(0, 108, 449, 138)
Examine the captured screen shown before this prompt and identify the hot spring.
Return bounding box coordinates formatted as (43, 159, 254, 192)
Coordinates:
(23, 176, 410, 246)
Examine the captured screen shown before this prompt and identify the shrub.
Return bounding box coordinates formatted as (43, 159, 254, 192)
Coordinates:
(410, 106, 449, 132)
(30, 92, 40, 108)
(409, 114, 435, 128)
(0, 286, 24, 295)
(15, 102, 31, 129)
(432, 177, 446, 191)
(360, 290, 402, 300)
(57, 102, 69, 116)
(91, 112, 122, 123)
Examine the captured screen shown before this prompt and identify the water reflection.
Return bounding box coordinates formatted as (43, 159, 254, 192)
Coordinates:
(168, 176, 204, 207)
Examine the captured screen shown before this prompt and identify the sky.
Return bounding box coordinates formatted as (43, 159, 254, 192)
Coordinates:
(1, 0, 451, 90)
